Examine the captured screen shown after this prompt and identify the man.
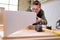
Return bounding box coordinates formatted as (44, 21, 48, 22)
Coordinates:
(27, 0, 47, 25)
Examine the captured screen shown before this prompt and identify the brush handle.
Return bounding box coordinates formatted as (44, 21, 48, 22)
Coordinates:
(42, 28, 60, 36)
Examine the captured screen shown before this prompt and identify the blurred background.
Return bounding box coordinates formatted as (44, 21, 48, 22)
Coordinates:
(0, 0, 60, 28)
(0, 0, 55, 24)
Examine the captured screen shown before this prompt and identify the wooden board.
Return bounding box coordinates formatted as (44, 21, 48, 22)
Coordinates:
(3, 30, 60, 40)
(7, 30, 57, 37)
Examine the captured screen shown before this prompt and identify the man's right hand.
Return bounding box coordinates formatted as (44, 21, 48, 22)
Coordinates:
(36, 17, 45, 24)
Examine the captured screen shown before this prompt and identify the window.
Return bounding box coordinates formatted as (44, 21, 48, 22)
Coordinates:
(10, 0, 18, 5)
(0, 0, 18, 11)
(9, 5, 18, 11)
(0, 0, 9, 4)
(0, 4, 8, 10)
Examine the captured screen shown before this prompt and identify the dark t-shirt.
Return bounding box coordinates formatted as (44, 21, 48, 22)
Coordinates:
(37, 9, 47, 25)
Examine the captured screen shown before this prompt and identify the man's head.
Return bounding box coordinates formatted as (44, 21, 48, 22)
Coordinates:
(31, 1, 41, 14)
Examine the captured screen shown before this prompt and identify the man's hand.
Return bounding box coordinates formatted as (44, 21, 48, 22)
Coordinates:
(36, 17, 45, 24)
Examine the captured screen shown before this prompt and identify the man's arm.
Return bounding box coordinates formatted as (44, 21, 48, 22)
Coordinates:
(36, 9, 47, 25)
(39, 9, 47, 25)
(41, 13, 47, 25)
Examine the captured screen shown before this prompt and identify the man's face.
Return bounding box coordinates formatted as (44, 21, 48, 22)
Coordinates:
(31, 5, 41, 14)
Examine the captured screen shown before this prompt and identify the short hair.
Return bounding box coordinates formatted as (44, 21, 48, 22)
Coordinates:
(32, 0, 41, 7)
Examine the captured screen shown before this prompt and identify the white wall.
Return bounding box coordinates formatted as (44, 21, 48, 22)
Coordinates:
(42, 0, 60, 29)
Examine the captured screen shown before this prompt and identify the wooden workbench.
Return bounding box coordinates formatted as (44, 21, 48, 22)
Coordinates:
(3, 30, 60, 40)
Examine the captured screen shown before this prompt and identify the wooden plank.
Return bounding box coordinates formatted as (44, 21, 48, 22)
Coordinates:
(3, 36, 60, 40)
(6, 30, 57, 37)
